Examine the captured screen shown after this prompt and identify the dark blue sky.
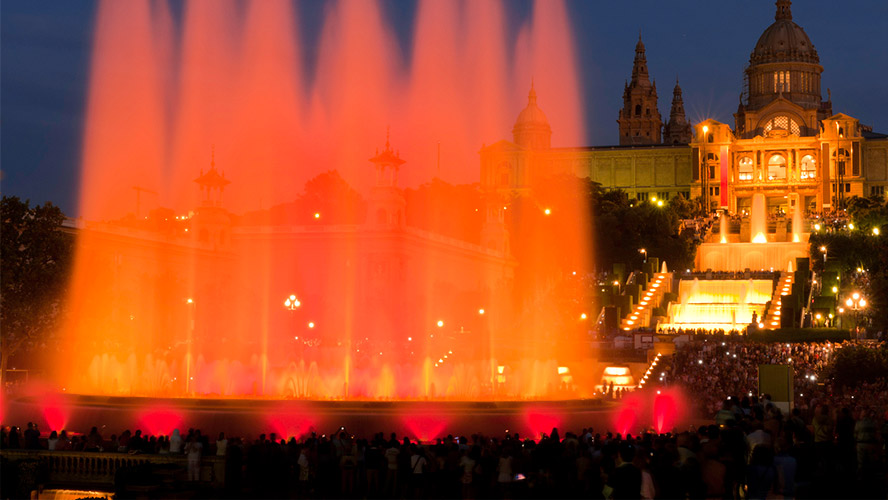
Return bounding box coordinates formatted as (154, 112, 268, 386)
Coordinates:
(2, 0, 886, 216)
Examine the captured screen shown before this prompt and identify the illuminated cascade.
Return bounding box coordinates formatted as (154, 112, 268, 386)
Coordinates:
(597, 365, 637, 393)
(659, 279, 773, 331)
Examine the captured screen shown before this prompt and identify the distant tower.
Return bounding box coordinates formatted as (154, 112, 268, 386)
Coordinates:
(663, 79, 692, 144)
(512, 82, 552, 150)
(192, 148, 232, 250)
(618, 34, 662, 144)
(367, 129, 407, 228)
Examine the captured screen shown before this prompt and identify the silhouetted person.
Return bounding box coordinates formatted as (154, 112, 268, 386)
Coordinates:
(609, 443, 641, 499)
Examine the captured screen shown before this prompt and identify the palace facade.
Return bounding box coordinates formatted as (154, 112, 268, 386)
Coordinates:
(481, 0, 888, 215)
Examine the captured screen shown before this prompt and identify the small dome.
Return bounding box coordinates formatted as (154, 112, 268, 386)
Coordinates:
(750, 1, 819, 65)
(513, 84, 550, 130)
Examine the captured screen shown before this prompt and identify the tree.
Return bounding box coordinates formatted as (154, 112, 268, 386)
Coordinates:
(1, 196, 72, 390)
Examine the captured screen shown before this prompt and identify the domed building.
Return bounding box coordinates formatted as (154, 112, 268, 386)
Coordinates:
(512, 83, 552, 150)
(691, 0, 887, 214)
(481, 0, 887, 216)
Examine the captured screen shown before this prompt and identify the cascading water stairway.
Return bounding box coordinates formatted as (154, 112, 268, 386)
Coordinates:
(661, 279, 773, 331)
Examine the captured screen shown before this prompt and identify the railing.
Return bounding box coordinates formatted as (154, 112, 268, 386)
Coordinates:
(0, 449, 225, 489)
(801, 270, 818, 327)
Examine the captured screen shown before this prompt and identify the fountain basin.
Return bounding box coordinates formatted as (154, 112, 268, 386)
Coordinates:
(5, 394, 621, 442)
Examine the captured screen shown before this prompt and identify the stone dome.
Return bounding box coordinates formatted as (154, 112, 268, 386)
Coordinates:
(512, 83, 552, 149)
(513, 85, 550, 130)
(750, 0, 819, 65)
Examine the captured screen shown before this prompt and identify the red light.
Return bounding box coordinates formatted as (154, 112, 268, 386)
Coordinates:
(402, 415, 448, 443)
(524, 411, 561, 439)
(138, 408, 184, 436)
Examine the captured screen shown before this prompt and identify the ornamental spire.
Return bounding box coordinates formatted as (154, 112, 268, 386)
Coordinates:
(528, 79, 537, 105)
(631, 32, 650, 87)
(775, 0, 792, 21)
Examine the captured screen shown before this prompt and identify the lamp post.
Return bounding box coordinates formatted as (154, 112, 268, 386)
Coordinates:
(835, 122, 846, 211)
(284, 294, 301, 311)
(844, 292, 867, 339)
(639, 248, 647, 264)
(820, 245, 827, 265)
(185, 297, 195, 395)
(284, 294, 302, 354)
(701, 125, 709, 214)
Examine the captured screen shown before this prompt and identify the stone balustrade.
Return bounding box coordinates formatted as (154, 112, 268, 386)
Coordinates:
(0, 449, 225, 489)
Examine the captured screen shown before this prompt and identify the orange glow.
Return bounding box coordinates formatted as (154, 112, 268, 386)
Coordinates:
(56, 0, 591, 401)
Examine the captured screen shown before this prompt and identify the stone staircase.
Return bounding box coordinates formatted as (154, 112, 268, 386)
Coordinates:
(621, 272, 672, 331)
(762, 271, 794, 329)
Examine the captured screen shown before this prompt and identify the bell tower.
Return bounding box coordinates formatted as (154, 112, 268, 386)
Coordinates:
(367, 129, 407, 229)
(664, 79, 692, 144)
(618, 34, 662, 144)
(192, 148, 232, 250)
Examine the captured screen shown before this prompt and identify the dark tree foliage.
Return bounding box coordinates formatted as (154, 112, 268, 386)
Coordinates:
(1, 196, 73, 386)
(592, 187, 700, 272)
(239, 170, 367, 225)
(824, 343, 888, 388)
(809, 196, 888, 333)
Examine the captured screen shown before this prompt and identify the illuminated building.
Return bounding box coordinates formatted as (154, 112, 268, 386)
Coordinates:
(483, 0, 888, 213)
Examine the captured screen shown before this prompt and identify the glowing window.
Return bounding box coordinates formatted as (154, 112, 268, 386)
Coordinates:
(763, 116, 800, 135)
(738, 157, 754, 181)
(801, 155, 816, 180)
(768, 154, 787, 181)
(773, 70, 790, 92)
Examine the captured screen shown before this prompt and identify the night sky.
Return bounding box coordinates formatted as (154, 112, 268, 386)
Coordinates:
(2, 0, 886, 217)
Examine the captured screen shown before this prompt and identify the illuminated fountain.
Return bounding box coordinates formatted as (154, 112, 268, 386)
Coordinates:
(47, 0, 594, 404)
(719, 211, 729, 243)
(696, 191, 809, 271)
(660, 279, 772, 331)
(792, 205, 803, 242)
(750, 192, 768, 243)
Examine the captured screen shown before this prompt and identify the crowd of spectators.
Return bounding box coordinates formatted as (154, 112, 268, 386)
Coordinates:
(668, 339, 888, 419)
(3, 407, 886, 499)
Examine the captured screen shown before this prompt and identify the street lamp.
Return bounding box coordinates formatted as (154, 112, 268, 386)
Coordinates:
(284, 294, 301, 310)
(639, 248, 647, 264)
(844, 292, 867, 339)
(820, 245, 827, 265)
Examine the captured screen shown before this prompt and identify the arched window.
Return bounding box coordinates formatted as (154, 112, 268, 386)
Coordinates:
(645, 108, 650, 116)
(773, 70, 790, 92)
(800, 155, 816, 180)
(738, 157, 754, 181)
(635, 104, 641, 116)
(707, 134, 714, 143)
(763, 115, 800, 135)
(767, 154, 787, 181)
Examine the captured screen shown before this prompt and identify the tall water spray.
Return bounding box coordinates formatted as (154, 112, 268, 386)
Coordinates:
(750, 193, 768, 243)
(792, 205, 803, 242)
(58, 0, 591, 400)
